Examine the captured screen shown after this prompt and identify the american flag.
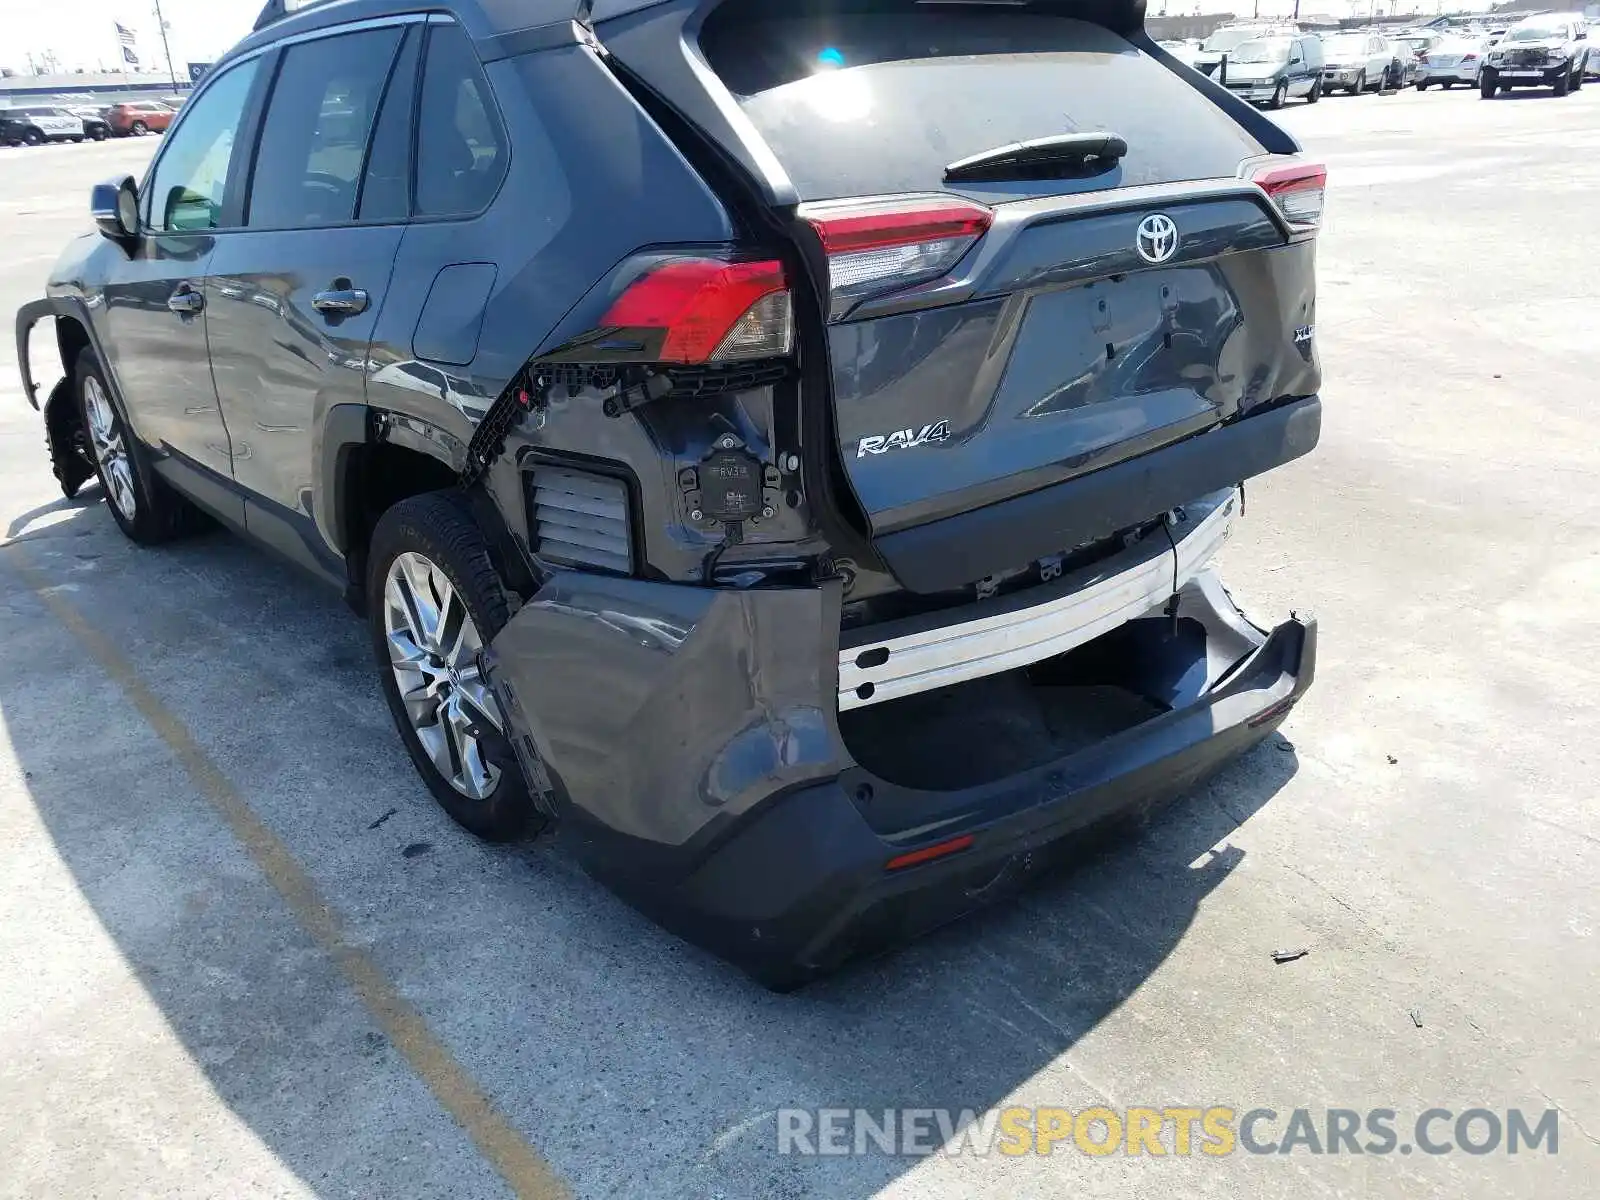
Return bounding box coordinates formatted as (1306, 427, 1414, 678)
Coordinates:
(116, 20, 138, 65)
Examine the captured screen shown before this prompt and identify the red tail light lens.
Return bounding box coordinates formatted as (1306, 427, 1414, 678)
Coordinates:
(1249, 160, 1327, 233)
(602, 258, 792, 364)
(801, 195, 993, 321)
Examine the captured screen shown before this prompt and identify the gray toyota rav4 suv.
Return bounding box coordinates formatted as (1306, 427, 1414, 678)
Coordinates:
(16, 0, 1322, 988)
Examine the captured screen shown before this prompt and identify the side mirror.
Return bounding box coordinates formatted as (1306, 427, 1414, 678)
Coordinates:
(92, 176, 140, 243)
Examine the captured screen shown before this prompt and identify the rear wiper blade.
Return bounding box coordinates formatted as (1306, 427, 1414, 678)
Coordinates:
(944, 132, 1128, 181)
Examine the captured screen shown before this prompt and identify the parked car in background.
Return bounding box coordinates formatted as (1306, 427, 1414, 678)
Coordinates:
(1392, 30, 1445, 63)
(68, 106, 113, 141)
(105, 101, 175, 136)
(1415, 36, 1489, 87)
(1192, 23, 1299, 77)
(1319, 31, 1393, 94)
(0, 106, 86, 146)
(16, 0, 1322, 988)
(1218, 33, 1325, 106)
(1158, 38, 1203, 68)
(1481, 13, 1590, 97)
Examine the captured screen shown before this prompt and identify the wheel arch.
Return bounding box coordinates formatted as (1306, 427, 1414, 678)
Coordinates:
(324, 406, 535, 614)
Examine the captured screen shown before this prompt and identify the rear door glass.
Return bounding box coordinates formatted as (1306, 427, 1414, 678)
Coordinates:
(414, 22, 509, 218)
(700, 11, 1262, 203)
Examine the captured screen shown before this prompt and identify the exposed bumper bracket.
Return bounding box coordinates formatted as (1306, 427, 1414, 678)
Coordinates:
(840, 489, 1239, 710)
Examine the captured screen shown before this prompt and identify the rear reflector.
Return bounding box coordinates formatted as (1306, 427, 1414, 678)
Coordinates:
(802, 195, 993, 321)
(1249, 160, 1327, 233)
(602, 258, 792, 364)
(885, 833, 976, 872)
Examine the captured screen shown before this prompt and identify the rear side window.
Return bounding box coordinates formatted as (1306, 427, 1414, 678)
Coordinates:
(700, 10, 1263, 202)
(358, 26, 422, 222)
(415, 23, 508, 218)
(246, 26, 402, 229)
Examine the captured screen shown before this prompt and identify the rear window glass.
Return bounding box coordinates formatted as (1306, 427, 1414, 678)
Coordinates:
(700, 12, 1262, 203)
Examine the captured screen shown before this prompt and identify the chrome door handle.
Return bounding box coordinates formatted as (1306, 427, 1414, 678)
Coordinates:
(167, 285, 204, 315)
(313, 286, 370, 317)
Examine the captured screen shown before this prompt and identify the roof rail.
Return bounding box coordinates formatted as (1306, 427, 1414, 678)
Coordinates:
(253, 0, 338, 32)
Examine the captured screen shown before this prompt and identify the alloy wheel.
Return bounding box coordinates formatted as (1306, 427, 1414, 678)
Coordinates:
(83, 375, 137, 520)
(383, 551, 504, 800)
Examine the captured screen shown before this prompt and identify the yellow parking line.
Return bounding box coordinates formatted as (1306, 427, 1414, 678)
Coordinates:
(5, 551, 567, 1200)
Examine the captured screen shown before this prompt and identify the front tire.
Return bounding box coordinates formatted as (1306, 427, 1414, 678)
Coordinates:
(1268, 82, 1287, 109)
(1553, 69, 1570, 96)
(1349, 70, 1366, 95)
(1481, 74, 1497, 98)
(75, 348, 204, 544)
(130, 120, 148, 136)
(367, 492, 543, 843)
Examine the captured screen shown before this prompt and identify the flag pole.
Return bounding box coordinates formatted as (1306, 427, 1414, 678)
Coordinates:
(153, 0, 179, 89)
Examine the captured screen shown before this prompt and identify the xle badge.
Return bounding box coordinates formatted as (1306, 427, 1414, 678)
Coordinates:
(857, 420, 951, 458)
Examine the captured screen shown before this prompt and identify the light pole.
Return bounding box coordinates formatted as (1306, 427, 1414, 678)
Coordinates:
(153, 0, 179, 89)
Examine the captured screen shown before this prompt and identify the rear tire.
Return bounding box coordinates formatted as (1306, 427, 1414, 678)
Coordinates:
(1416, 80, 1428, 90)
(131, 120, 148, 136)
(74, 348, 205, 545)
(22, 129, 43, 146)
(367, 492, 544, 843)
(1481, 76, 1496, 98)
(1306, 78, 1321, 103)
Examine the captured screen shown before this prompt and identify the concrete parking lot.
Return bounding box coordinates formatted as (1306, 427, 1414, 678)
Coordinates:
(1, 85, 1597, 1199)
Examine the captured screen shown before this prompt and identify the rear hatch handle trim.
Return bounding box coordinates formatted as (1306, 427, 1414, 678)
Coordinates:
(840, 178, 1295, 324)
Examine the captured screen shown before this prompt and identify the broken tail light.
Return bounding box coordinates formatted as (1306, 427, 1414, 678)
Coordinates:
(801, 195, 993, 321)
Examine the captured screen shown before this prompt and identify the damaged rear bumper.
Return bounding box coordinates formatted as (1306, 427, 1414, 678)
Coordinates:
(484, 510, 1314, 987)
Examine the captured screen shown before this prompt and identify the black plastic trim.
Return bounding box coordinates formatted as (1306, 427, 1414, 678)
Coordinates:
(875, 396, 1321, 594)
(14, 298, 55, 410)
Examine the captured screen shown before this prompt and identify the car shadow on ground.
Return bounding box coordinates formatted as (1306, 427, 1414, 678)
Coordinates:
(0, 494, 1300, 1198)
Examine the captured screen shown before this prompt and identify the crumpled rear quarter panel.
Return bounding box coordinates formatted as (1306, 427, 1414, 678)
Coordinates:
(485, 572, 851, 880)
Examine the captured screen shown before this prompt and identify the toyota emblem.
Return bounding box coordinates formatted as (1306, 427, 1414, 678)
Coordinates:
(1135, 213, 1179, 265)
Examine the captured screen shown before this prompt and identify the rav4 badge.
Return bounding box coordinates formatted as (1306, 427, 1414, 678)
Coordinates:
(857, 420, 951, 458)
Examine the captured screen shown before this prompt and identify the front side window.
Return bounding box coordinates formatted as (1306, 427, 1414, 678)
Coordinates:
(415, 23, 508, 218)
(246, 27, 402, 229)
(145, 58, 261, 233)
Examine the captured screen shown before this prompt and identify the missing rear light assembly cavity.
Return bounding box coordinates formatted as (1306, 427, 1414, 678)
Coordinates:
(680, 433, 783, 528)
